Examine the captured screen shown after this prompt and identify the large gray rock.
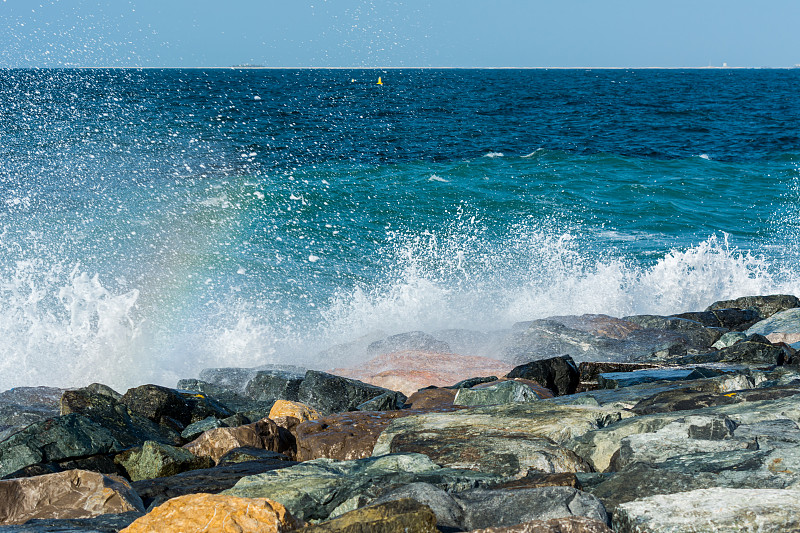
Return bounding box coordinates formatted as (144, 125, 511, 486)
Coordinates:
(673, 308, 762, 330)
(679, 334, 790, 366)
(747, 307, 800, 344)
(615, 488, 800, 532)
(0, 387, 63, 442)
(706, 294, 800, 319)
(120, 384, 232, 430)
(0, 511, 141, 532)
(506, 355, 580, 396)
(297, 370, 400, 415)
(370, 482, 464, 530)
(621, 315, 724, 351)
(373, 403, 629, 477)
(243, 369, 305, 403)
(0, 414, 124, 479)
(453, 380, 546, 407)
(113, 441, 213, 481)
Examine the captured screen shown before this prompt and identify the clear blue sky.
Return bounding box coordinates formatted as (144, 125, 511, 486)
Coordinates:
(2, 0, 799, 68)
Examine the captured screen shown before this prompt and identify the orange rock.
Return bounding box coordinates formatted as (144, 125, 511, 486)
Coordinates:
(269, 400, 321, 423)
(331, 350, 514, 396)
(184, 417, 292, 464)
(120, 493, 302, 533)
(0, 469, 144, 525)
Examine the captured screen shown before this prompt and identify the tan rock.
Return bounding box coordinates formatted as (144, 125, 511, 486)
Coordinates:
(405, 387, 458, 409)
(0, 469, 144, 525)
(270, 400, 322, 422)
(467, 516, 612, 532)
(331, 350, 513, 396)
(296, 498, 438, 533)
(184, 417, 292, 464)
(120, 493, 302, 533)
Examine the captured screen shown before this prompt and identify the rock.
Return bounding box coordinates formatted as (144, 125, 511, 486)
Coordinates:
(114, 441, 213, 481)
(370, 482, 464, 530)
(576, 362, 662, 385)
(0, 387, 63, 441)
(506, 355, 580, 396)
(467, 516, 612, 533)
(630, 388, 739, 414)
(183, 417, 292, 464)
(180, 415, 226, 440)
(680, 334, 790, 365)
(373, 403, 628, 477)
(453, 487, 608, 531)
(0, 414, 124, 479)
(297, 498, 438, 533)
(198, 367, 260, 390)
(331, 351, 514, 397)
(489, 471, 582, 490)
(223, 453, 499, 523)
(119, 493, 302, 533)
(244, 370, 305, 403)
(404, 388, 458, 409)
(453, 380, 547, 406)
(673, 308, 761, 330)
(121, 384, 232, 431)
(59, 388, 180, 448)
(131, 457, 297, 510)
(614, 488, 800, 533)
(355, 391, 407, 411)
(0, 469, 144, 525)
(297, 370, 401, 415)
(448, 376, 501, 389)
(294, 410, 426, 462)
(218, 447, 291, 465)
(367, 331, 450, 356)
(269, 400, 321, 422)
(82, 383, 123, 400)
(176, 378, 268, 414)
(0, 511, 142, 532)
(707, 294, 800, 318)
(713, 331, 748, 349)
(596, 368, 694, 389)
(585, 446, 800, 516)
(621, 315, 724, 350)
(747, 307, 800, 344)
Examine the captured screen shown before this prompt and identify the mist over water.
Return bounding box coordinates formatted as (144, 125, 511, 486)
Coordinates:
(1, 68, 800, 391)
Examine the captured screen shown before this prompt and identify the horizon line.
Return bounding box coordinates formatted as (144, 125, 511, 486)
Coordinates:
(2, 65, 800, 71)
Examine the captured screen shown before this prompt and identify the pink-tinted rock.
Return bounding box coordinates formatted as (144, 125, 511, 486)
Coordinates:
(0, 469, 144, 525)
(331, 351, 514, 396)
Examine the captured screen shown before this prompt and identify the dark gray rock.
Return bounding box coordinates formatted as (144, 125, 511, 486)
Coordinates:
(674, 308, 761, 331)
(0, 387, 63, 442)
(120, 384, 232, 431)
(175, 379, 269, 415)
(243, 370, 304, 403)
(355, 391, 407, 411)
(297, 370, 399, 415)
(217, 447, 291, 465)
(680, 334, 790, 366)
(706, 294, 800, 319)
(0, 511, 143, 532)
(506, 355, 580, 396)
(621, 315, 724, 351)
(597, 368, 694, 389)
(367, 331, 450, 356)
(370, 482, 464, 531)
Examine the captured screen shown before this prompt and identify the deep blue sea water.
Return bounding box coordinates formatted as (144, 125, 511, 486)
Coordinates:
(1, 68, 800, 390)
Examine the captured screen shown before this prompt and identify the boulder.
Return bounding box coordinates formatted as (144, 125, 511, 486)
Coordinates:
(269, 400, 321, 422)
(176, 378, 269, 414)
(180, 416, 226, 441)
(506, 355, 580, 396)
(218, 447, 291, 465)
(596, 368, 694, 389)
(367, 331, 451, 356)
(114, 441, 213, 481)
(0, 511, 142, 532)
(467, 516, 612, 533)
(576, 362, 662, 385)
(706, 294, 800, 318)
(680, 334, 790, 365)
(712, 331, 748, 349)
(244, 370, 305, 403)
(294, 410, 426, 462)
(373, 403, 629, 477)
(355, 391, 407, 411)
(369, 482, 464, 530)
(453, 380, 548, 406)
(297, 371, 401, 415)
(673, 308, 761, 330)
(747, 307, 800, 344)
(0, 469, 144, 525)
(614, 488, 800, 533)
(0, 386, 62, 441)
(297, 498, 438, 532)
(621, 315, 724, 350)
(183, 417, 292, 464)
(223, 453, 500, 523)
(120, 384, 232, 431)
(0, 414, 124, 479)
(404, 388, 458, 409)
(331, 351, 513, 397)
(131, 457, 297, 510)
(120, 493, 302, 533)
(489, 471, 582, 490)
(453, 487, 608, 531)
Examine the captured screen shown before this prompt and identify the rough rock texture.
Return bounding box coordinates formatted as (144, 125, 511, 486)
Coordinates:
(747, 307, 800, 344)
(131, 457, 297, 510)
(506, 355, 580, 396)
(223, 453, 499, 523)
(0, 469, 144, 525)
(331, 350, 514, 396)
(296, 498, 439, 533)
(269, 400, 321, 422)
(707, 294, 800, 318)
(467, 516, 612, 533)
(404, 388, 458, 409)
(454, 487, 608, 531)
(355, 391, 407, 411)
(0, 414, 124, 479)
(576, 362, 663, 386)
(176, 378, 270, 415)
(244, 370, 305, 403)
(680, 333, 790, 365)
(369, 482, 465, 530)
(0, 386, 62, 442)
(121, 384, 232, 430)
(373, 403, 629, 477)
(114, 440, 213, 481)
(596, 368, 695, 389)
(294, 410, 426, 462)
(453, 380, 549, 406)
(673, 308, 761, 330)
(297, 371, 402, 415)
(0, 511, 142, 532)
(367, 331, 451, 356)
(614, 488, 800, 533)
(183, 417, 292, 464)
(120, 493, 302, 533)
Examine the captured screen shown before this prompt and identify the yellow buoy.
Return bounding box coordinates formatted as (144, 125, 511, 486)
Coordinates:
(377, 77, 383, 85)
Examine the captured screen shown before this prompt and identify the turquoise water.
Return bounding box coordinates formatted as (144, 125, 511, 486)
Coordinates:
(1, 68, 799, 390)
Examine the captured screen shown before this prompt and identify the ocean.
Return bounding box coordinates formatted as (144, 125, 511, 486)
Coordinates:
(1, 68, 799, 391)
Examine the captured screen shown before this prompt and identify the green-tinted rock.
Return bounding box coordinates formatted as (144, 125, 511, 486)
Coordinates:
(114, 440, 213, 481)
(453, 380, 543, 406)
